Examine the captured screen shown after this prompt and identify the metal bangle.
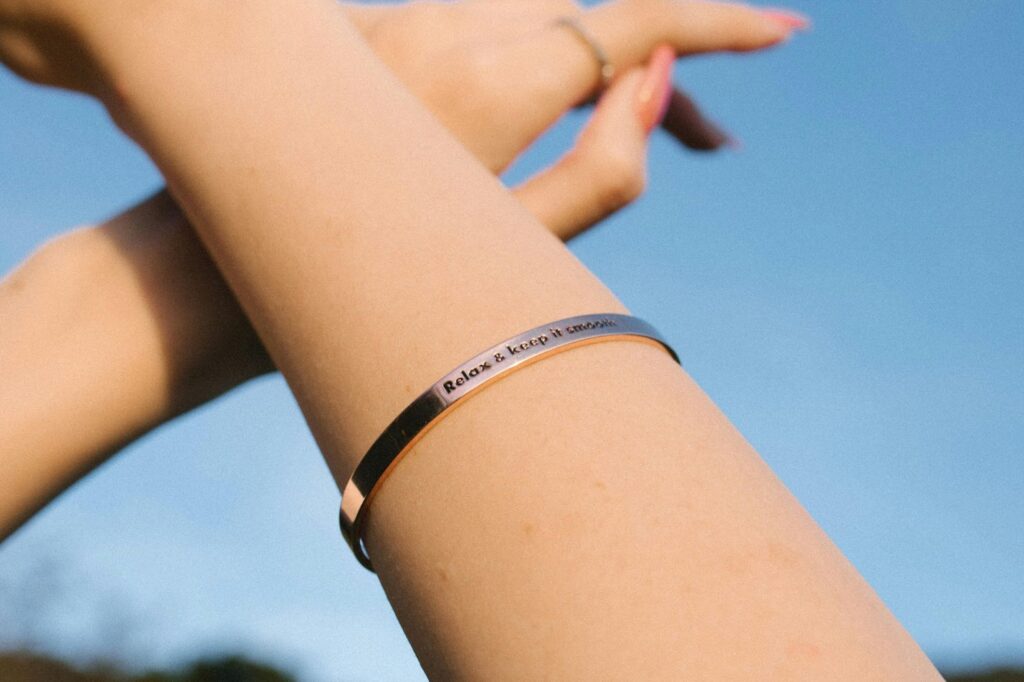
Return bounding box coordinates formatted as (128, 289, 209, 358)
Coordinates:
(339, 313, 680, 571)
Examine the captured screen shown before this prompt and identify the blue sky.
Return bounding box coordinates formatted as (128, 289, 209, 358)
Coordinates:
(1, 1, 1022, 679)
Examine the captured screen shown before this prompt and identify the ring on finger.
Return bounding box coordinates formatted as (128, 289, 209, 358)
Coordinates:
(552, 15, 616, 92)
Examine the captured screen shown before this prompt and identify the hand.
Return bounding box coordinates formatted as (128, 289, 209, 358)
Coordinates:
(1, 1, 805, 237)
(0, 0, 806, 237)
(345, 0, 807, 171)
(1, 0, 806, 163)
(346, 0, 802, 236)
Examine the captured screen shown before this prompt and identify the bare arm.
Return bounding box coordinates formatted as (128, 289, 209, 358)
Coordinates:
(0, 60, 663, 538)
(0, 1, 676, 540)
(1, 0, 940, 678)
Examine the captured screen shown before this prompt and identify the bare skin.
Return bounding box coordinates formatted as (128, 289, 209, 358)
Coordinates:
(0, 45, 675, 539)
(0, 0, 941, 679)
(0, 3, 680, 541)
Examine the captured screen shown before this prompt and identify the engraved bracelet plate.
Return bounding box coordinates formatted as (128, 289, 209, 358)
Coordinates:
(340, 313, 680, 571)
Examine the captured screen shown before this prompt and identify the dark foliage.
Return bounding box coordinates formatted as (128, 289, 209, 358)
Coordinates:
(946, 669, 1024, 682)
(0, 651, 296, 682)
(3, 648, 1023, 681)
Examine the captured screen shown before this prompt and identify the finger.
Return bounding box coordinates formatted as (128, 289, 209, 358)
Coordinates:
(513, 47, 674, 242)
(509, 1, 808, 116)
(569, 79, 732, 152)
(585, 0, 810, 66)
(661, 87, 733, 151)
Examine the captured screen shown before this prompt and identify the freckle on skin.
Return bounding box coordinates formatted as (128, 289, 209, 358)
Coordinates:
(3, 274, 25, 293)
(436, 565, 449, 583)
(786, 640, 821, 660)
(592, 479, 607, 491)
(767, 541, 801, 568)
(522, 521, 536, 537)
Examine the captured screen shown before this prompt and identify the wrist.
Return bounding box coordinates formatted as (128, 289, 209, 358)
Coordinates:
(0, 0, 233, 100)
(0, 0, 114, 94)
(70, 0, 281, 119)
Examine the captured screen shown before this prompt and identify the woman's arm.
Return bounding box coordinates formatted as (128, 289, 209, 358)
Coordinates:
(2, 0, 941, 678)
(0, 35, 671, 540)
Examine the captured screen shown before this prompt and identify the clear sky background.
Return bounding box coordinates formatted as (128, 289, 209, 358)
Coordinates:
(1, 1, 1021, 680)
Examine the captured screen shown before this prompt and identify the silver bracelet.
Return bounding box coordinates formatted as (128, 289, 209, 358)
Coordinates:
(339, 313, 680, 571)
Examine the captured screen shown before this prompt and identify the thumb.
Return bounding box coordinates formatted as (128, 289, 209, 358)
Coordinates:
(513, 46, 675, 241)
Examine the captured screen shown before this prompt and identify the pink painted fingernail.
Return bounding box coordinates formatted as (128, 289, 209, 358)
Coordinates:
(761, 8, 811, 31)
(636, 45, 676, 134)
(654, 84, 673, 131)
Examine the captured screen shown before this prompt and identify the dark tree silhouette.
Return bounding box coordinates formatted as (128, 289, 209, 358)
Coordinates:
(2, 648, 1023, 681)
(946, 670, 1024, 682)
(0, 651, 297, 682)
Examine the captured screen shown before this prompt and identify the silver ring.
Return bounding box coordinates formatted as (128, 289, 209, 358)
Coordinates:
(553, 16, 616, 91)
(339, 313, 680, 571)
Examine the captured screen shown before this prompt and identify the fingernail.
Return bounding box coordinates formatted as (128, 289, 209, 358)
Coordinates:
(636, 45, 675, 134)
(761, 8, 811, 31)
(653, 85, 673, 131)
